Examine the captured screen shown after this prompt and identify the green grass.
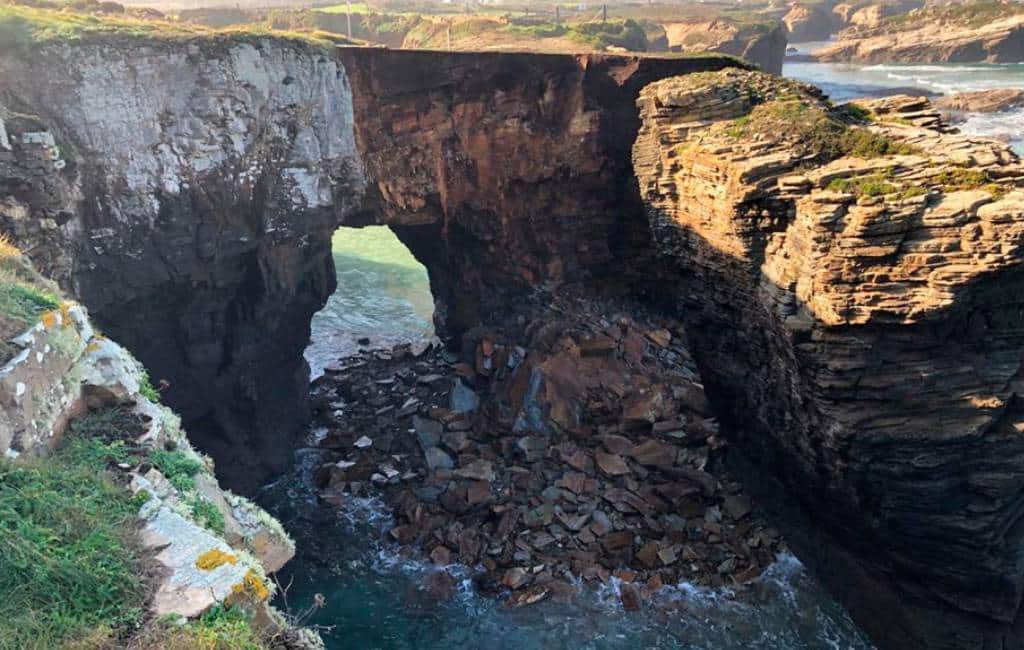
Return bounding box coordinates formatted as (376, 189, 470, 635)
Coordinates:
(879, 0, 1023, 31)
(139, 370, 161, 403)
(0, 440, 145, 648)
(827, 173, 897, 197)
(190, 495, 226, 535)
(0, 282, 59, 325)
(723, 97, 920, 161)
(0, 3, 349, 50)
(149, 448, 204, 493)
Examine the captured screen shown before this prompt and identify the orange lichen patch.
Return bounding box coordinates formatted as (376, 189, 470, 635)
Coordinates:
(40, 310, 58, 329)
(85, 340, 102, 353)
(231, 569, 270, 601)
(195, 548, 237, 571)
(59, 301, 72, 328)
(0, 233, 20, 259)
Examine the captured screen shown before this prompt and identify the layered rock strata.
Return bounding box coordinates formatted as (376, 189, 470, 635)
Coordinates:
(661, 19, 788, 74)
(1, 41, 741, 493)
(817, 8, 1024, 63)
(633, 69, 1024, 648)
(336, 48, 743, 337)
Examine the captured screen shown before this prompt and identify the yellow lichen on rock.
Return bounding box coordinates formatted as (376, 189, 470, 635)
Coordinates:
(231, 569, 270, 601)
(194, 548, 237, 571)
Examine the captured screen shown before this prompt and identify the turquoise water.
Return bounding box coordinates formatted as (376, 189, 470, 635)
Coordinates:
(269, 227, 875, 649)
(305, 226, 435, 379)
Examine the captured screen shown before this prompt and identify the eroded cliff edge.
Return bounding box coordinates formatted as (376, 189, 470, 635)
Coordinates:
(633, 72, 1024, 648)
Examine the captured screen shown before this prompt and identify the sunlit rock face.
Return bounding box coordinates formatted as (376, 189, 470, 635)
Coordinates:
(2, 38, 367, 492)
(633, 69, 1024, 649)
(335, 48, 742, 338)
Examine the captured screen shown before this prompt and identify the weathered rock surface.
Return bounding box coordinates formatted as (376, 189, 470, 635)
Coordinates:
(336, 48, 744, 337)
(661, 19, 788, 74)
(633, 68, 1024, 649)
(935, 88, 1024, 114)
(817, 6, 1024, 63)
(2, 42, 742, 493)
(1, 37, 367, 493)
(783, 4, 839, 43)
(0, 268, 296, 634)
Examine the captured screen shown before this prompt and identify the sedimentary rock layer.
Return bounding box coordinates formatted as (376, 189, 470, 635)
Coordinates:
(633, 70, 1024, 649)
(1, 41, 741, 492)
(336, 48, 743, 336)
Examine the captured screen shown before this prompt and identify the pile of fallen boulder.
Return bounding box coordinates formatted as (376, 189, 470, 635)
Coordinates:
(310, 290, 784, 609)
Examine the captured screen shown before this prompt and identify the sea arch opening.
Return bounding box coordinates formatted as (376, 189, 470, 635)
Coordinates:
(305, 225, 436, 379)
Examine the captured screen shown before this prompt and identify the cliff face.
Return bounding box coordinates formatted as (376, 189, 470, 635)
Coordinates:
(817, 8, 1024, 63)
(1, 42, 741, 493)
(335, 49, 744, 336)
(1, 37, 367, 493)
(633, 70, 1024, 649)
(662, 19, 788, 74)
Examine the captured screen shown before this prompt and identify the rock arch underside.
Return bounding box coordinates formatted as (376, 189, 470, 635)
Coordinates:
(4, 40, 1024, 649)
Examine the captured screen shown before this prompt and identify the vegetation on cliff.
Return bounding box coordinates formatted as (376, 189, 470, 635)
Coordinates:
(0, 434, 146, 648)
(0, 234, 61, 361)
(0, 1, 353, 50)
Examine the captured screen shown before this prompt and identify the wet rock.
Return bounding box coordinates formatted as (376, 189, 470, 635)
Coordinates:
(424, 447, 454, 472)
(502, 567, 530, 589)
(430, 546, 452, 565)
(619, 583, 641, 611)
(449, 379, 479, 413)
(723, 495, 753, 521)
(454, 459, 495, 482)
(595, 450, 631, 477)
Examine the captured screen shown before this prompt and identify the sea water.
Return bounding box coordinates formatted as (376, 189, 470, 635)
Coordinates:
(263, 226, 875, 649)
(785, 44, 1024, 150)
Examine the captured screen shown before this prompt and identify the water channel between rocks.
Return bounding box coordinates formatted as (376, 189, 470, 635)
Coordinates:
(258, 226, 873, 650)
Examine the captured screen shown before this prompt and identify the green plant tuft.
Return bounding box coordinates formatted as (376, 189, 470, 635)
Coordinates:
(150, 448, 203, 493)
(190, 496, 226, 535)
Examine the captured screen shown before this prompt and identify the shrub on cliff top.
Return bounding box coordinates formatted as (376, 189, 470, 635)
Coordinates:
(0, 440, 145, 648)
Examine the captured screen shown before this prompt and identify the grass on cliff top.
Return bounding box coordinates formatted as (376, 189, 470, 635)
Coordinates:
(723, 98, 920, 161)
(0, 233, 62, 362)
(0, 436, 146, 649)
(879, 0, 1024, 31)
(0, 3, 351, 49)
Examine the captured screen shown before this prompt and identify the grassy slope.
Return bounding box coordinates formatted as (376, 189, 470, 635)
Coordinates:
(0, 3, 353, 49)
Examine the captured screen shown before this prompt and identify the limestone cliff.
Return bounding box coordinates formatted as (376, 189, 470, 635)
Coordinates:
(1, 38, 742, 494)
(1, 35, 367, 493)
(662, 19, 788, 74)
(633, 70, 1024, 649)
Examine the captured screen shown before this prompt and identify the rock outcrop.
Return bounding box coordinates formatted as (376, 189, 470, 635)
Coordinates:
(633, 69, 1024, 649)
(335, 48, 744, 337)
(935, 88, 1024, 114)
(662, 19, 788, 74)
(817, 5, 1024, 63)
(1, 38, 742, 493)
(0, 254, 297, 638)
(1, 36, 367, 493)
(783, 4, 839, 43)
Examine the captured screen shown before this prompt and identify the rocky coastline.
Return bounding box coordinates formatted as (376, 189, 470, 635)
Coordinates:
(307, 291, 784, 609)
